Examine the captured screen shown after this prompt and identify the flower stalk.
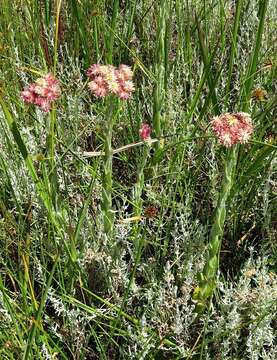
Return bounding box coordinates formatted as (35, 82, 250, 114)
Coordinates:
(193, 146, 237, 313)
(134, 125, 152, 217)
(48, 107, 58, 208)
(152, 0, 169, 164)
(102, 97, 117, 238)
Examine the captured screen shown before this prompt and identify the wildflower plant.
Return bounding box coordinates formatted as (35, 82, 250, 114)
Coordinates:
(21, 72, 62, 209)
(87, 64, 135, 238)
(193, 112, 254, 312)
(192, 0, 269, 314)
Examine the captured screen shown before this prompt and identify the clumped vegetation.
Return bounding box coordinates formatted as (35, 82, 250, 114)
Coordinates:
(0, 0, 276, 359)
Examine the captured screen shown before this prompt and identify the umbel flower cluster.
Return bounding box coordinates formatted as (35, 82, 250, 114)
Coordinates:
(86, 64, 135, 99)
(21, 73, 61, 112)
(211, 112, 253, 147)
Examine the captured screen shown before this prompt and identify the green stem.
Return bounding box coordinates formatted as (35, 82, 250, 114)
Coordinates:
(23, 255, 59, 360)
(53, 0, 62, 76)
(48, 107, 58, 208)
(106, 0, 119, 64)
(241, 0, 268, 111)
(134, 144, 149, 217)
(193, 147, 237, 313)
(224, 0, 243, 109)
(102, 97, 117, 238)
(152, 0, 169, 163)
(124, 0, 138, 60)
(47, 0, 62, 209)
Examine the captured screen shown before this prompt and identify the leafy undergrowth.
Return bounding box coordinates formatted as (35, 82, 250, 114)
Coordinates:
(0, 0, 276, 359)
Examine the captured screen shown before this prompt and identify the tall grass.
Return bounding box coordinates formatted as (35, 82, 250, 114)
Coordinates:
(0, 0, 276, 359)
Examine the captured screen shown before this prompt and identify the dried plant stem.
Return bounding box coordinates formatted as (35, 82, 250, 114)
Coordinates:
(83, 139, 158, 157)
(102, 97, 117, 238)
(83, 135, 213, 157)
(193, 147, 237, 313)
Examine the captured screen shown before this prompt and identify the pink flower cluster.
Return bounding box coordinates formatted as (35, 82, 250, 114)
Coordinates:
(86, 64, 135, 99)
(21, 73, 61, 112)
(211, 112, 253, 147)
(139, 123, 151, 140)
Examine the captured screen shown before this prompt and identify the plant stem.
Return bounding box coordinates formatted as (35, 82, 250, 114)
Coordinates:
(48, 108, 58, 208)
(106, 0, 119, 64)
(224, 0, 243, 109)
(134, 144, 149, 217)
(53, 0, 62, 76)
(193, 146, 237, 313)
(241, 0, 269, 112)
(102, 97, 117, 238)
(152, 0, 169, 164)
(23, 255, 59, 360)
(46, 0, 62, 209)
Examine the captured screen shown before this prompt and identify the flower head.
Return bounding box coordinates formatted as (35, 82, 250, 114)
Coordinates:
(211, 112, 253, 147)
(88, 78, 108, 98)
(86, 64, 135, 99)
(139, 123, 151, 140)
(21, 73, 61, 112)
(117, 65, 133, 81)
(86, 64, 103, 78)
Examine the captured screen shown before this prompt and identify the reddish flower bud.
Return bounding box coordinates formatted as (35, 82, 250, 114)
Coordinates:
(139, 123, 151, 140)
